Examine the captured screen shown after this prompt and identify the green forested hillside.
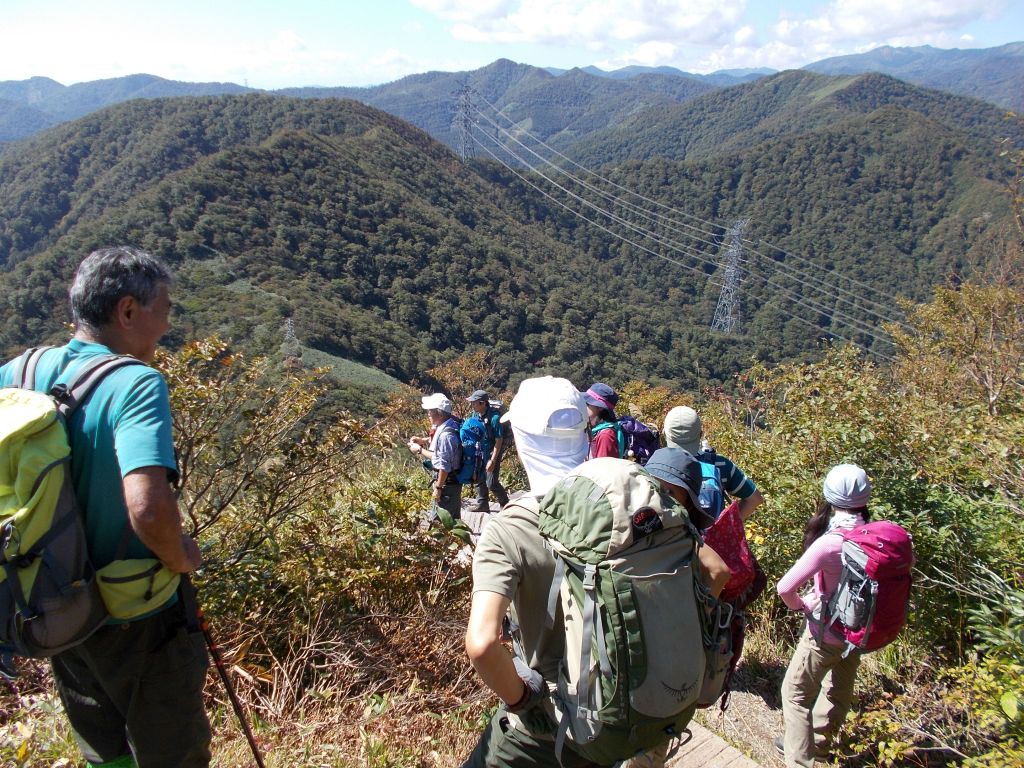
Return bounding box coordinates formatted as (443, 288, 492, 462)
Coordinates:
(805, 41, 1024, 112)
(0, 87, 1017, 399)
(571, 70, 1015, 166)
(282, 59, 713, 152)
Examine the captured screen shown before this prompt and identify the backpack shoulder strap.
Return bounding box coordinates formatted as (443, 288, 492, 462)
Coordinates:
(591, 420, 626, 457)
(613, 421, 626, 458)
(54, 355, 146, 420)
(11, 346, 57, 390)
(484, 409, 497, 444)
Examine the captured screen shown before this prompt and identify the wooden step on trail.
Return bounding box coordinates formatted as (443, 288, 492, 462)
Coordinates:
(667, 723, 762, 768)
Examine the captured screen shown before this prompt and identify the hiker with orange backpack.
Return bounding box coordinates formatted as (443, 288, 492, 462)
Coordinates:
(0, 247, 210, 767)
(775, 464, 914, 767)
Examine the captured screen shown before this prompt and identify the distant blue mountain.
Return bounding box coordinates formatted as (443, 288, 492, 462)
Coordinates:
(1, 42, 1020, 146)
(804, 41, 1024, 110)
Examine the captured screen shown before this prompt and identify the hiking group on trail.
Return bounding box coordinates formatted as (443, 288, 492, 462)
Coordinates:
(0, 245, 914, 768)
(427, 378, 912, 768)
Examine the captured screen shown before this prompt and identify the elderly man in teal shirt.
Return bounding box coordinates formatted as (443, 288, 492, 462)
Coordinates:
(0, 246, 210, 768)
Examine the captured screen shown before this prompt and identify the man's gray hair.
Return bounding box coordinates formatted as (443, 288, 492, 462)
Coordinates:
(69, 246, 174, 330)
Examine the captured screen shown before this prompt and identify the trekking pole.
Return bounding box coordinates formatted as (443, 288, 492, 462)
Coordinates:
(179, 575, 268, 768)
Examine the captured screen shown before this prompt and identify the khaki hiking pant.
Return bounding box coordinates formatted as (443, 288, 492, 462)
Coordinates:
(781, 626, 862, 768)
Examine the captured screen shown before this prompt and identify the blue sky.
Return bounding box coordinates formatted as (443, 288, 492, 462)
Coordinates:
(2, 0, 1021, 88)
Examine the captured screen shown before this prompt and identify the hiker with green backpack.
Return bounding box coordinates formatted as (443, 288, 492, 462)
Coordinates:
(0, 247, 211, 767)
(463, 376, 725, 767)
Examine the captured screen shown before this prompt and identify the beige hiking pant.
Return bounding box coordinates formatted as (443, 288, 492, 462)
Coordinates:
(781, 627, 861, 767)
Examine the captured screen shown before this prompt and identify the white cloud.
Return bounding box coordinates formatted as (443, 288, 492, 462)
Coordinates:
(734, 24, 756, 46)
(773, 0, 1006, 49)
(687, 0, 1011, 73)
(413, 0, 747, 52)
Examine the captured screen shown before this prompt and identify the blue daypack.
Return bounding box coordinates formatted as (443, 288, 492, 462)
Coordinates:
(696, 450, 724, 527)
(454, 415, 486, 485)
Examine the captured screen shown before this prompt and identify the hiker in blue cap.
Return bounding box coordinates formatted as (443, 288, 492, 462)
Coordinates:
(467, 389, 510, 512)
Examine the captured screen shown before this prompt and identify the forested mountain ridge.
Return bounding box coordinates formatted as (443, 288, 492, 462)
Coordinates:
(0, 86, 1017, 397)
(280, 59, 716, 152)
(488, 97, 1013, 358)
(0, 74, 253, 141)
(0, 95, 607, 386)
(805, 41, 1024, 111)
(567, 69, 1016, 167)
(0, 62, 712, 146)
(2, 41, 1019, 147)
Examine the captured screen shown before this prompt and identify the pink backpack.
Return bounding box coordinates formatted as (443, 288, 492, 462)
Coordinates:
(823, 521, 914, 655)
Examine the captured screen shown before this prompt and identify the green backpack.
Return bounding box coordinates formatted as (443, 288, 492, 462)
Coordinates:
(537, 457, 705, 764)
(1, 347, 142, 664)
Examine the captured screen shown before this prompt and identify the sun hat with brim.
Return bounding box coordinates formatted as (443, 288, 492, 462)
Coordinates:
(500, 376, 587, 437)
(421, 393, 453, 413)
(466, 389, 490, 403)
(583, 382, 618, 418)
(644, 447, 702, 508)
(823, 463, 871, 509)
(663, 406, 702, 455)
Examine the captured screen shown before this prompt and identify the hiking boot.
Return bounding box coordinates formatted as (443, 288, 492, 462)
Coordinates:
(773, 736, 831, 762)
(774, 736, 785, 758)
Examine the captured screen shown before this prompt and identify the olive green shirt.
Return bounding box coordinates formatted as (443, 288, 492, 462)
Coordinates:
(471, 495, 564, 681)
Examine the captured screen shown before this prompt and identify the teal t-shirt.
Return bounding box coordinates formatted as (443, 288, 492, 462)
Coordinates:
(485, 408, 504, 456)
(0, 340, 177, 568)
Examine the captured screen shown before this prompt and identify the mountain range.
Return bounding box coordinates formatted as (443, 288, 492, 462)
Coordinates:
(0, 42, 1021, 148)
(0, 67, 1017, 399)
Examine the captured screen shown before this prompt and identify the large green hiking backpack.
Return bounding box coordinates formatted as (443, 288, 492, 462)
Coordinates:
(537, 457, 706, 764)
(1, 347, 142, 663)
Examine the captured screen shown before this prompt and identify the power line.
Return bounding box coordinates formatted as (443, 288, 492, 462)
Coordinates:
(468, 105, 898, 352)
(469, 91, 910, 331)
(467, 128, 896, 361)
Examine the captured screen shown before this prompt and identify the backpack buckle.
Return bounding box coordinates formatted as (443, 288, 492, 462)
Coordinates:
(13, 552, 37, 569)
(50, 383, 71, 403)
(0, 648, 19, 680)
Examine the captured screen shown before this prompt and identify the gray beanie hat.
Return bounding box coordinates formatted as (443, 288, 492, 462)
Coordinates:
(663, 406, 702, 455)
(823, 464, 871, 509)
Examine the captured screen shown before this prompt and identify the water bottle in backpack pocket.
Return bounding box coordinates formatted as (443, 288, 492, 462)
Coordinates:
(695, 453, 724, 528)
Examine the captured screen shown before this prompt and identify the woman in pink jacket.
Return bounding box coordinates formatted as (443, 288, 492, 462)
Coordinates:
(774, 464, 872, 768)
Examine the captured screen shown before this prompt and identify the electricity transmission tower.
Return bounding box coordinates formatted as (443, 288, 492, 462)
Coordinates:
(453, 83, 474, 160)
(711, 219, 749, 334)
